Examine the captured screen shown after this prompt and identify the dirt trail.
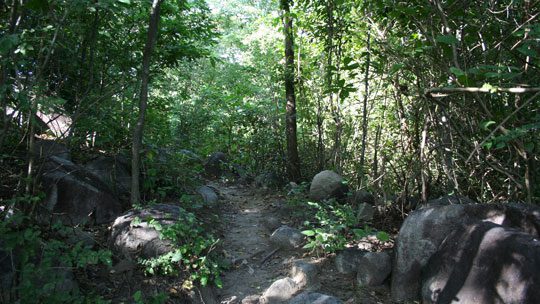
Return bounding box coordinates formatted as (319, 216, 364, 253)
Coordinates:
(210, 182, 391, 304)
(212, 182, 297, 302)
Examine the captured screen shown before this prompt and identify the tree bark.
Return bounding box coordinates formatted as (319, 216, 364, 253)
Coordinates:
(280, 0, 301, 181)
(358, 28, 371, 185)
(131, 0, 163, 206)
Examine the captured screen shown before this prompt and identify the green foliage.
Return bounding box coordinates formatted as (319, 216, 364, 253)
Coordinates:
(133, 290, 168, 304)
(0, 206, 111, 303)
(138, 207, 224, 289)
(300, 199, 388, 254)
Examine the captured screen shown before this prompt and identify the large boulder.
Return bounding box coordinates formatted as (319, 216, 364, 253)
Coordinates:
(85, 155, 131, 197)
(421, 221, 540, 304)
(391, 203, 540, 303)
(421, 194, 476, 209)
(109, 204, 184, 259)
(39, 156, 122, 225)
(204, 152, 228, 178)
(309, 170, 348, 201)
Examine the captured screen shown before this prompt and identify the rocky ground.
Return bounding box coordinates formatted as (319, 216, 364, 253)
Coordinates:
(213, 181, 393, 304)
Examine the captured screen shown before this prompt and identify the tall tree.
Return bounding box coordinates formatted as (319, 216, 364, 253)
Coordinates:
(131, 0, 163, 206)
(280, 0, 301, 181)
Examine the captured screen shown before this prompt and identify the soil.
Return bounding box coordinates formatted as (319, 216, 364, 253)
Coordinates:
(212, 181, 393, 304)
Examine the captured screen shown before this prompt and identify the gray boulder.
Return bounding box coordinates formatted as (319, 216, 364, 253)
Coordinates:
(290, 260, 319, 290)
(85, 155, 131, 197)
(196, 186, 219, 207)
(391, 203, 540, 303)
(40, 156, 122, 225)
(422, 194, 476, 209)
(260, 278, 300, 304)
(204, 152, 228, 177)
(309, 170, 348, 201)
(335, 248, 366, 274)
(109, 204, 184, 259)
(422, 221, 540, 304)
(289, 292, 342, 304)
(356, 251, 392, 287)
(270, 226, 305, 250)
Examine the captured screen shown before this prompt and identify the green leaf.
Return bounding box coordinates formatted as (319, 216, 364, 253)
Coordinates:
(517, 45, 537, 58)
(436, 35, 459, 45)
(376, 231, 390, 242)
(301, 230, 316, 236)
(390, 63, 404, 75)
(0, 34, 19, 54)
(481, 83, 498, 93)
(450, 67, 465, 77)
(118, 0, 131, 4)
(171, 251, 182, 263)
(481, 121, 496, 130)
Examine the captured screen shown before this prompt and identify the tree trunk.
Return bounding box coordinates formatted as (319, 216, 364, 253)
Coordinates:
(358, 28, 371, 185)
(131, 0, 163, 206)
(280, 0, 301, 181)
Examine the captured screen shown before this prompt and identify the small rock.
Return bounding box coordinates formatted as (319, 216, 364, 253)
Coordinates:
(335, 248, 366, 274)
(289, 292, 343, 304)
(270, 226, 304, 250)
(356, 203, 375, 223)
(290, 260, 319, 290)
(309, 170, 348, 201)
(197, 186, 219, 207)
(356, 251, 392, 287)
(260, 278, 300, 304)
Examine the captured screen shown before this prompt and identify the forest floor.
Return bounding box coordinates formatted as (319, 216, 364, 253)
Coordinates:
(212, 181, 393, 304)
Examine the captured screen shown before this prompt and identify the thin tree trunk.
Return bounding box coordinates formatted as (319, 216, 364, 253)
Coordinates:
(280, 0, 301, 181)
(131, 0, 163, 206)
(358, 28, 371, 185)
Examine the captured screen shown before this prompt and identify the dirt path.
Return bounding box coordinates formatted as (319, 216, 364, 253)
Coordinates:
(212, 182, 296, 302)
(210, 182, 391, 304)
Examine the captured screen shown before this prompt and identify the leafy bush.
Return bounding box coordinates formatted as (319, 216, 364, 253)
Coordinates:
(138, 207, 224, 289)
(0, 209, 111, 303)
(300, 199, 389, 255)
